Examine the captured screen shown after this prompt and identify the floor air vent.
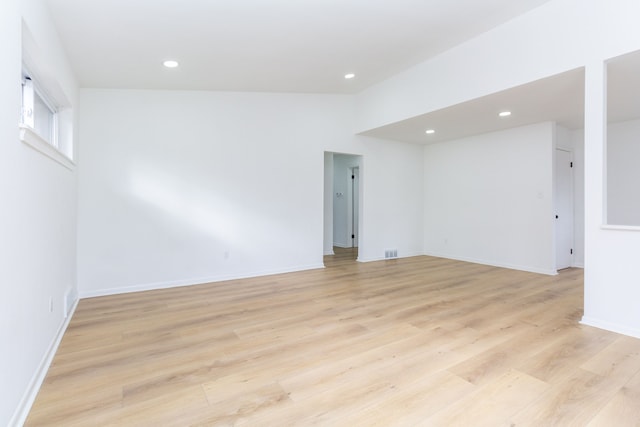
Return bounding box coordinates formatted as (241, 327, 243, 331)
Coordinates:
(385, 249, 398, 259)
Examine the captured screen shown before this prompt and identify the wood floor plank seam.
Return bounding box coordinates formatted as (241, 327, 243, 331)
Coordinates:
(26, 249, 640, 426)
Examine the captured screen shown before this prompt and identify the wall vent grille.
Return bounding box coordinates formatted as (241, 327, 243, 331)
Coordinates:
(384, 249, 398, 259)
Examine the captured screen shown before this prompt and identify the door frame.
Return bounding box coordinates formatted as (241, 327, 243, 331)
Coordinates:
(347, 166, 359, 248)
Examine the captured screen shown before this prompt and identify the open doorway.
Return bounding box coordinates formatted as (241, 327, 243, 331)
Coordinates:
(323, 152, 361, 265)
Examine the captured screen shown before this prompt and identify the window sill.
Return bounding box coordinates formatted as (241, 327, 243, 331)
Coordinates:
(19, 125, 74, 170)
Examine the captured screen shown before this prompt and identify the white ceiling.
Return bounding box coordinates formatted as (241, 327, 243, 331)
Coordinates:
(45, 0, 554, 93)
(44, 1, 640, 144)
(361, 68, 586, 144)
(362, 48, 640, 145)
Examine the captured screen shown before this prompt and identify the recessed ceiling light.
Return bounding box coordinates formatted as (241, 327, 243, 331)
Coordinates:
(499, 111, 512, 117)
(425, 129, 435, 134)
(344, 73, 355, 79)
(163, 60, 179, 68)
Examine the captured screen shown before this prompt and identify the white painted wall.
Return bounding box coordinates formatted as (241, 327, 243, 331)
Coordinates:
(582, 61, 640, 338)
(584, 6, 640, 339)
(357, 0, 640, 338)
(356, 0, 640, 134)
(606, 119, 640, 226)
(77, 89, 424, 296)
(355, 0, 594, 133)
(0, 0, 78, 424)
(323, 152, 334, 255)
(356, 137, 424, 262)
(555, 125, 573, 156)
(423, 123, 555, 274)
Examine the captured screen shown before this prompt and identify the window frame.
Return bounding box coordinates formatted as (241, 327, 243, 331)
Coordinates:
(19, 69, 74, 170)
(22, 73, 59, 146)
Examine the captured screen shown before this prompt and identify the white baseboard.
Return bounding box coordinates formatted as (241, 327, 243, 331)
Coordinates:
(422, 251, 557, 276)
(357, 251, 424, 263)
(80, 263, 326, 299)
(581, 316, 640, 339)
(10, 298, 79, 427)
(323, 250, 335, 256)
(333, 243, 351, 249)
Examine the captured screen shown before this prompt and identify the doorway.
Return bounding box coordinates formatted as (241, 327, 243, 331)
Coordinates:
(323, 152, 361, 264)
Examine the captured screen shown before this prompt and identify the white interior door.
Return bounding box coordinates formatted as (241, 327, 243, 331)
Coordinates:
(555, 149, 574, 270)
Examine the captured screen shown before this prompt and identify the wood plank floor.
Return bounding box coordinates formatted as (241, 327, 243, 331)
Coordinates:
(26, 252, 640, 426)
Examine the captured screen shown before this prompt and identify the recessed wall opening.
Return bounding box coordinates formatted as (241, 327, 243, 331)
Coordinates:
(605, 49, 640, 227)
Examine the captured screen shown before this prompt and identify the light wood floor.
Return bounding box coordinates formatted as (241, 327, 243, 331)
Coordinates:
(27, 253, 640, 426)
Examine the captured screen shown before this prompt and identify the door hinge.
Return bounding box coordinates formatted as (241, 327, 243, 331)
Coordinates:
(352, 175, 354, 179)
(351, 234, 355, 239)
(570, 161, 573, 168)
(570, 248, 573, 255)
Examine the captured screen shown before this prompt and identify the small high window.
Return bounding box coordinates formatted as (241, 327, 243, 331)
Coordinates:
(21, 73, 58, 148)
(20, 22, 74, 169)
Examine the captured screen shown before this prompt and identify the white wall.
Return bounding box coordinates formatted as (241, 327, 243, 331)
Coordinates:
(0, 0, 78, 424)
(423, 123, 555, 274)
(582, 61, 640, 339)
(555, 125, 573, 156)
(355, 0, 594, 133)
(584, 6, 640, 339)
(323, 152, 334, 255)
(606, 119, 640, 226)
(77, 89, 424, 296)
(355, 0, 640, 133)
(356, 0, 640, 339)
(355, 137, 424, 262)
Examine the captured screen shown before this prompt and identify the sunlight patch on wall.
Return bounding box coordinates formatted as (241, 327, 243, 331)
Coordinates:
(129, 169, 238, 242)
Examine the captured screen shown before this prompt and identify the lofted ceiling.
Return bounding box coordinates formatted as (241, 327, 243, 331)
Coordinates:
(44, 1, 639, 144)
(45, 0, 554, 93)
